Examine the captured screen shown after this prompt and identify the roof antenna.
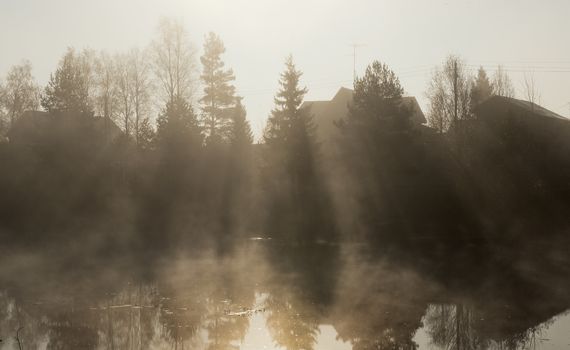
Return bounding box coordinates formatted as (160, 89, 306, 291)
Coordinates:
(349, 43, 366, 82)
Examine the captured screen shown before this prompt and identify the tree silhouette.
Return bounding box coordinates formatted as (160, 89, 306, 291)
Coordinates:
(492, 65, 515, 98)
(200, 32, 236, 145)
(262, 55, 329, 243)
(0, 60, 40, 127)
(137, 117, 156, 151)
(266, 290, 320, 350)
(93, 51, 119, 129)
(345, 60, 410, 132)
(219, 97, 254, 240)
(152, 18, 196, 104)
(156, 95, 201, 151)
(426, 55, 472, 133)
(228, 98, 253, 147)
(41, 48, 94, 116)
(470, 67, 493, 110)
(338, 60, 446, 245)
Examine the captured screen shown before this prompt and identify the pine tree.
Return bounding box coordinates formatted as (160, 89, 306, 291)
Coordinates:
(341, 60, 424, 242)
(199, 32, 236, 144)
(346, 60, 410, 132)
(41, 48, 94, 116)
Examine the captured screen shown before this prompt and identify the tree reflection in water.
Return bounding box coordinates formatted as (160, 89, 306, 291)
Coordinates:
(0, 240, 568, 349)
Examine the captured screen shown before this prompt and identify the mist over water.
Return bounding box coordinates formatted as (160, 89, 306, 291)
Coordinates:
(0, 237, 569, 349)
(1, 4, 570, 350)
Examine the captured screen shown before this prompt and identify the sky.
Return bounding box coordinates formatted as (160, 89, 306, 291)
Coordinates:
(1, 0, 569, 139)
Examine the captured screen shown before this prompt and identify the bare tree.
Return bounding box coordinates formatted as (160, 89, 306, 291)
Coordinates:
(426, 70, 450, 133)
(0, 60, 40, 127)
(115, 53, 134, 136)
(426, 55, 472, 133)
(491, 65, 515, 98)
(94, 51, 119, 123)
(81, 49, 98, 106)
(151, 17, 196, 104)
(523, 71, 540, 107)
(128, 48, 153, 145)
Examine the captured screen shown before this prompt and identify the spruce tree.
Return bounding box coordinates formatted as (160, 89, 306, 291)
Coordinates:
(156, 95, 202, 152)
(264, 55, 317, 160)
(199, 32, 236, 144)
(263, 56, 325, 242)
(148, 95, 201, 249)
(211, 97, 254, 241)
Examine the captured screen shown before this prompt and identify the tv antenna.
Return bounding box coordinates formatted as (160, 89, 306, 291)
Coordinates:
(349, 43, 367, 82)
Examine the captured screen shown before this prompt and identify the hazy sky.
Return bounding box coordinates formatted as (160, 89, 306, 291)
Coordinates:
(1, 0, 569, 138)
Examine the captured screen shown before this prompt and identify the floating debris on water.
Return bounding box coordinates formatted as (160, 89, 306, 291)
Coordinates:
(226, 307, 266, 317)
(248, 237, 272, 241)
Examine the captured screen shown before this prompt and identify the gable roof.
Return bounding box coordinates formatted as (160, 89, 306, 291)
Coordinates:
(302, 87, 426, 143)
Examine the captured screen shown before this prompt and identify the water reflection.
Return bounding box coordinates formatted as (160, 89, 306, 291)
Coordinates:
(0, 241, 568, 349)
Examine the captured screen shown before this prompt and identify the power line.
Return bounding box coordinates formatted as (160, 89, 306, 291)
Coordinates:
(465, 63, 570, 73)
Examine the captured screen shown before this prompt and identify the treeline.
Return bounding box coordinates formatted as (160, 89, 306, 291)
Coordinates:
(332, 57, 570, 258)
(0, 19, 569, 258)
(0, 18, 334, 256)
(0, 19, 259, 254)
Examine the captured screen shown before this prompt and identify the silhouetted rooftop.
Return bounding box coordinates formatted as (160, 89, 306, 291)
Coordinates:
(302, 87, 426, 143)
(478, 96, 569, 122)
(7, 110, 123, 144)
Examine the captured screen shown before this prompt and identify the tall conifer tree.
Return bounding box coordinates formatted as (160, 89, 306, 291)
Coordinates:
(263, 56, 327, 242)
(200, 32, 236, 144)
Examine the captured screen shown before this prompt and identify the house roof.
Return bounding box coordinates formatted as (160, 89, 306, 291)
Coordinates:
(302, 87, 426, 143)
(478, 96, 569, 122)
(7, 110, 123, 143)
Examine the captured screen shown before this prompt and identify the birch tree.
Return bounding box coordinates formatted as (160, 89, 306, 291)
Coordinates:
(0, 60, 40, 127)
(151, 18, 196, 104)
(426, 55, 472, 133)
(491, 65, 515, 98)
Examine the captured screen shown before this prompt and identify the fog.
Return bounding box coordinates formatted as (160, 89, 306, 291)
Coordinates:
(0, 4, 570, 350)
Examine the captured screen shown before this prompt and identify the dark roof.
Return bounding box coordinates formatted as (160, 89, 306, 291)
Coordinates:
(302, 87, 426, 143)
(477, 96, 569, 122)
(7, 110, 123, 144)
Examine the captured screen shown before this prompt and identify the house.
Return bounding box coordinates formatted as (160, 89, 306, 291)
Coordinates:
(472, 96, 570, 148)
(475, 95, 569, 126)
(471, 96, 570, 193)
(301, 87, 426, 143)
(7, 111, 123, 146)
